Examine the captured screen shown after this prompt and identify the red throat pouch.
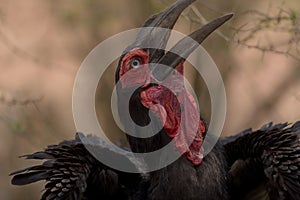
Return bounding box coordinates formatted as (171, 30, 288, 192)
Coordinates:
(140, 63, 205, 165)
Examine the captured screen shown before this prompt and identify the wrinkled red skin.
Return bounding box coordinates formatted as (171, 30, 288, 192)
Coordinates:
(119, 48, 206, 165)
(119, 49, 150, 88)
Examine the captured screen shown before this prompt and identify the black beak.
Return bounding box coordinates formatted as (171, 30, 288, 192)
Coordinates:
(128, 0, 196, 61)
(125, 0, 233, 80)
(152, 13, 233, 81)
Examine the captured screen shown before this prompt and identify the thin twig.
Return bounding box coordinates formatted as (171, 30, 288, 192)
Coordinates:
(184, 3, 300, 61)
(0, 91, 43, 106)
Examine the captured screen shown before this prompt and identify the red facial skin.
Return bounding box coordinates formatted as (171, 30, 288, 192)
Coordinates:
(119, 48, 150, 88)
(119, 48, 206, 165)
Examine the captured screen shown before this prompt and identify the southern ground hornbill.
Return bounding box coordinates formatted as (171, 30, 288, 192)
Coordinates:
(10, 0, 300, 199)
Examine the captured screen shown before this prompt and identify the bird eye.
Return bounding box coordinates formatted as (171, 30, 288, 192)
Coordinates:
(130, 58, 141, 69)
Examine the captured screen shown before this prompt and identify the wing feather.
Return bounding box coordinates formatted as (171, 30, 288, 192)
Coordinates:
(224, 121, 300, 199)
(10, 133, 148, 200)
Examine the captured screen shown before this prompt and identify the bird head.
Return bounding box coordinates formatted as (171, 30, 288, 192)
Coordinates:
(115, 0, 233, 165)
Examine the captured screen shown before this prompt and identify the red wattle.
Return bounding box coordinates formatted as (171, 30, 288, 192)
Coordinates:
(140, 84, 205, 166)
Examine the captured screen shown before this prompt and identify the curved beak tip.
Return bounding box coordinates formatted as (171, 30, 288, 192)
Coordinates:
(223, 13, 234, 21)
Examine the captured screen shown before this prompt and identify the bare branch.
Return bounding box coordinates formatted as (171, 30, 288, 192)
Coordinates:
(0, 91, 43, 106)
(182, 5, 230, 41)
(181, 2, 300, 61)
(231, 6, 300, 61)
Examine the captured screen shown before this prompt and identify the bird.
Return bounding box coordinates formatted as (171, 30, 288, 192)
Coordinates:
(10, 0, 300, 199)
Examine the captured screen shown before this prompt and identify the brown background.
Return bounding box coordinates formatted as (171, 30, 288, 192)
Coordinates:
(0, 0, 299, 199)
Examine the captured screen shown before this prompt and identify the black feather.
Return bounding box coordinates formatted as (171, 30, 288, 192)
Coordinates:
(12, 171, 49, 185)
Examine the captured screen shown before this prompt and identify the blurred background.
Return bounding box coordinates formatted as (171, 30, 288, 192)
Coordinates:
(1, 0, 299, 199)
